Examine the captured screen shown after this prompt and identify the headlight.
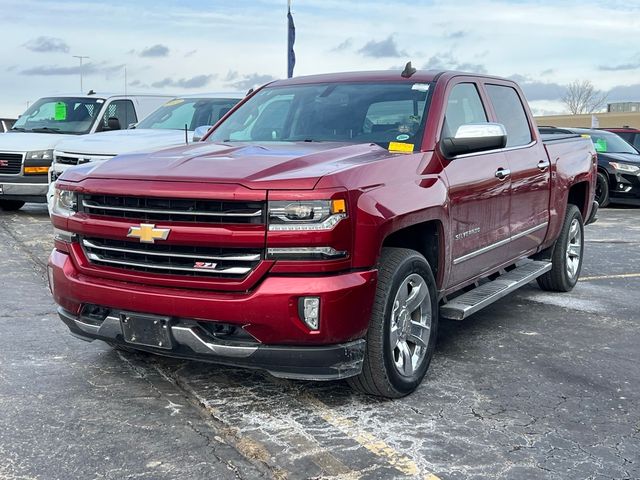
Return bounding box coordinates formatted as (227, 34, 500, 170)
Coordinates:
(51, 187, 77, 218)
(609, 162, 640, 174)
(26, 149, 54, 161)
(268, 199, 347, 231)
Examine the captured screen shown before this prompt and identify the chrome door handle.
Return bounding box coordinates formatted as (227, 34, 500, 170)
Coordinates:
(537, 160, 550, 171)
(495, 168, 511, 180)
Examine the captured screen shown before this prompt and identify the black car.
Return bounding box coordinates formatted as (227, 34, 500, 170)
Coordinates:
(539, 127, 640, 207)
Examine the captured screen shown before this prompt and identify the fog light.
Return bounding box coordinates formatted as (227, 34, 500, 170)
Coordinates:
(53, 228, 77, 243)
(299, 297, 320, 330)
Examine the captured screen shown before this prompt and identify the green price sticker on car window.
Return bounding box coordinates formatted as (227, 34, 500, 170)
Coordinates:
(54, 102, 67, 121)
(594, 138, 607, 153)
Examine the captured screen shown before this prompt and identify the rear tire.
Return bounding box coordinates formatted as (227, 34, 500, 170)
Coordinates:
(348, 248, 438, 398)
(0, 200, 25, 211)
(595, 172, 610, 208)
(537, 204, 584, 292)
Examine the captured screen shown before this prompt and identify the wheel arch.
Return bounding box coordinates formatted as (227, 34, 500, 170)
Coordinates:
(380, 219, 445, 289)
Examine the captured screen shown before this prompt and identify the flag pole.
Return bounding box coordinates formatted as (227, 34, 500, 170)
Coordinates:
(287, 0, 296, 78)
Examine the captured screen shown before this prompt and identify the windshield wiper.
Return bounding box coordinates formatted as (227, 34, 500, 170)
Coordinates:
(30, 127, 62, 133)
(10, 127, 25, 132)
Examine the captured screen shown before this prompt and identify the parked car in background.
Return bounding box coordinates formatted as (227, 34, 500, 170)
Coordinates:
(539, 127, 640, 207)
(1, 118, 16, 133)
(600, 127, 640, 151)
(0, 93, 171, 211)
(50, 70, 597, 398)
(47, 94, 243, 212)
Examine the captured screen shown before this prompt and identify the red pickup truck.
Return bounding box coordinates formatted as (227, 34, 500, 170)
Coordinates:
(49, 70, 597, 398)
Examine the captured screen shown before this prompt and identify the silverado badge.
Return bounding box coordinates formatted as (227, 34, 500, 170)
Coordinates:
(127, 223, 170, 243)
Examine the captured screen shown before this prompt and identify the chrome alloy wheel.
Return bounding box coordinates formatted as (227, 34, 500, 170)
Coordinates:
(566, 218, 582, 280)
(389, 273, 432, 377)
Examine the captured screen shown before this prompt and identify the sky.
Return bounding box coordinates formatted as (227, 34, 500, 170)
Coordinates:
(1, 0, 640, 117)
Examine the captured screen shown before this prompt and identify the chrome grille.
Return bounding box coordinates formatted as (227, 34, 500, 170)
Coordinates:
(0, 153, 23, 175)
(82, 237, 262, 277)
(80, 194, 264, 224)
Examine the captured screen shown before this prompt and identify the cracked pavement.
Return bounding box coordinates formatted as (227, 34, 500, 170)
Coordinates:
(0, 204, 638, 479)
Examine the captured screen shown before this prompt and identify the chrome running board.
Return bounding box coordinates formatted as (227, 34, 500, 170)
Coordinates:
(440, 261, 552, 321)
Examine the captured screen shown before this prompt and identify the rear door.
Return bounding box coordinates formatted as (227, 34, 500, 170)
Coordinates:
(437, 81, 512, 288)
(483, 82, 551, 258)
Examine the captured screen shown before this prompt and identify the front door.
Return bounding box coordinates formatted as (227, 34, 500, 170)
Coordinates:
(438, 82, 512, 288)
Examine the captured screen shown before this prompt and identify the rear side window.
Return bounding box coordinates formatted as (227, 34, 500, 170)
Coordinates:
(443, 83, 487, 138)
(486, 85, 532, 147)
(101, 100, 137, 130)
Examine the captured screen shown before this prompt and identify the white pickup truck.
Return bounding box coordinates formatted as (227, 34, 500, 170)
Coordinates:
(46, 94, 242, 212)
(0, 93, 171, 211)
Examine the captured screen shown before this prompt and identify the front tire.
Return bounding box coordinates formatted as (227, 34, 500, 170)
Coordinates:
(0, 200, 25, 211)
(537, 204, 584, 292)
(595, 172, 610, 207)
(348, 248, 438, 398)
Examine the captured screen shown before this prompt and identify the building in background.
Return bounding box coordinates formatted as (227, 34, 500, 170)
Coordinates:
(607, 102, 640, 113)
(535, 112, 640, 129)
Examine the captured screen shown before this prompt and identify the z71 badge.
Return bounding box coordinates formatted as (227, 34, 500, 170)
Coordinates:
(194, 262, 218, 270)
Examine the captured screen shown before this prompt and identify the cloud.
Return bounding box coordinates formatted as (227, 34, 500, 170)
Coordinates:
(446, 30, 467, 39)
(540, 69, 555, 76)
(226, 73, 277, 90)
(140, 44, 169, 58)
(184, 49, 197, 57)
(224, 70, 239, 81)
(422, 52, 487, 74)
(358, 36, 406, 58)
(508, 75, 566, 101)
(606, 84, 640, 102)
(598, 62, 640, 72)
(331, 38, 353, 52)
(23, 36, 69, 53)
(151, 74, 215, 89)
(20, 62, 124, 76)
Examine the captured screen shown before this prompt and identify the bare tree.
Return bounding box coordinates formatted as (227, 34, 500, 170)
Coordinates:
(562, 80, 608, 114)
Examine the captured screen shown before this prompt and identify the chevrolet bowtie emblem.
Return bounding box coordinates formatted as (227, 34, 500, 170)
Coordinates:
(127, 223, 170, 243)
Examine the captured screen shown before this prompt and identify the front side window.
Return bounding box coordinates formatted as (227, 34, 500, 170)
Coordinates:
(207, 82, 432, 149)
(486, 85, 532, 147)
(12, 97, 104, 134)
(442, 83, 487, 138)
(136, 98, 240, 131)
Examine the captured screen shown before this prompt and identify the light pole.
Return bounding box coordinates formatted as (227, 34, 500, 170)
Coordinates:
(72, 55, 90, 93)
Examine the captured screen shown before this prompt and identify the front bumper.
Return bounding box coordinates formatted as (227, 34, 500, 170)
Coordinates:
(58, 307, 365, 380)
(0, 176, 48, 203)
(49, 248, 377, 380)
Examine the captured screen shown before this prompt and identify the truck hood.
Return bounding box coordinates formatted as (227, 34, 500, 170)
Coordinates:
(600, 152, 640, 165)
(0, 131, 76, 152)
(55, 129, 192, 156)
(63, 141, 392, 190)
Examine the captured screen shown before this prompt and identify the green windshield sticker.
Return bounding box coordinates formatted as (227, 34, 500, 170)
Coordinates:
(594, 138, 607, 153)
(54, 102, 67, 121)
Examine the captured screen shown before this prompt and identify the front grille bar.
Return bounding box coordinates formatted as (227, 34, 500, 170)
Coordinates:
(82, 200, 262, 218)
(86, 251, 252, 275)
(82, 239, 260, 262)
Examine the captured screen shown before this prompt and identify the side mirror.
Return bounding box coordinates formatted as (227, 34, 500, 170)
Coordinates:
(106, 117, 122, 131)
(440, 123, 507, 160)
(193, 125, 212, 142)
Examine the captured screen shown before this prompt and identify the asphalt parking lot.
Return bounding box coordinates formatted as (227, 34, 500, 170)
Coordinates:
(0, 204, 638, 480)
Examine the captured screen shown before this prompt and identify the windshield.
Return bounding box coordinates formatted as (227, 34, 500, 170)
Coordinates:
(12, 97, 104, 134)
(588, 131, 638, 154)
(137, 98, 240, 130)
(207, 82, 432, 149)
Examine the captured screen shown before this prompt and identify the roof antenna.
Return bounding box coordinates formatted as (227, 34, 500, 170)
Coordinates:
(401, 61, 417, 79)
(185, 124, 188, 145)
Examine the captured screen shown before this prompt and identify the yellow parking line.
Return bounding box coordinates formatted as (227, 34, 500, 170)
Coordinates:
(580, 273, 640, 281)
(302, 393, 441, 479)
